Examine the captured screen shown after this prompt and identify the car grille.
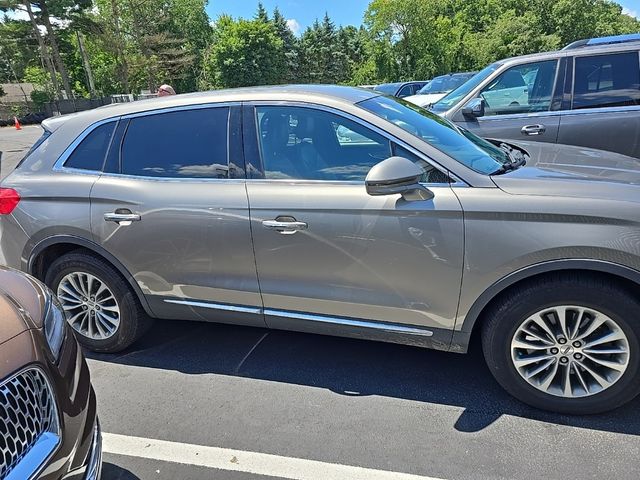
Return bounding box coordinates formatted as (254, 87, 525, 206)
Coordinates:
(0, 368, 59, 479)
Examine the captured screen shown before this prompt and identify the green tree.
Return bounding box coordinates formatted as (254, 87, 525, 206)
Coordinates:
(201, 16, 287, 88)
(272, 6, 298, 82)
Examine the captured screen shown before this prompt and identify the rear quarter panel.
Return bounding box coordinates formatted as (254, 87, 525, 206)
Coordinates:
(0, 120, 99, 271)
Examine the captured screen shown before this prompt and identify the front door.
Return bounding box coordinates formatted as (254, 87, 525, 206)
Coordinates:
(456, 59, 562, 143)
(243, 103, 464, 342)
(90, 105, 264, 326)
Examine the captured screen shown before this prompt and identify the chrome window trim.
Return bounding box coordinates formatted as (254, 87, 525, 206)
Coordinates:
(2, 365, 61, 480)
(162, 298, 434, 337)
(243, 177, 458, 189)
(52, 117, 118, 174)
(97, 172, 245, 184)
(249, 101, 461, 186)
(119, 101, 241, 120)
(562, 104, 640, 116)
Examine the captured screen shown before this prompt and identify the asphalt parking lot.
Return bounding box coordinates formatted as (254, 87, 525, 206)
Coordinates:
(2, 125, 640, 479)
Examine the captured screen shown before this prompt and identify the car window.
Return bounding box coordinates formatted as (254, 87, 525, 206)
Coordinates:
(431, 63, 501, 112)
(374, 83, 400, 95)
(573, 52, 640, 109)
(479, 60, 558, 116)
(392, 144, 450, 184)
(256, 106, 392, 181)
(360, 95, 507, 175)
(397, 84, 413, 97)
(64, 122, 115, 171)
(120, 108, 229, 178)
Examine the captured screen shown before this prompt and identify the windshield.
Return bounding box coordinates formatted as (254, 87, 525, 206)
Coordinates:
(360, 95, 507, 174)
(431, 63, 501, 112)
(374, 83, 401, 95)
(417, 74, 473, 95)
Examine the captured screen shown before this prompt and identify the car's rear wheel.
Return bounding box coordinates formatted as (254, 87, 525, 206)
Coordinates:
(45, 251, 152, 353)
(482, 274, 640, 414)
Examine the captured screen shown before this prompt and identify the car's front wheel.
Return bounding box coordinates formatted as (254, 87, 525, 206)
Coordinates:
(482, 274, 640, 414)
(45, 251, 152, 353)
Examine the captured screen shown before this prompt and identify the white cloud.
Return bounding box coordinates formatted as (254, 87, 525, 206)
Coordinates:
(622, 7, 639, 19)
(286, 18, 301, 35)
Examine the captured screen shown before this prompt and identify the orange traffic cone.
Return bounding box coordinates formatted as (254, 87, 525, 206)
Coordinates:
(13, 117, 21, 130)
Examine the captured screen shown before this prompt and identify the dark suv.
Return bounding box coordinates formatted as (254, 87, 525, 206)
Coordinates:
(431, 33, 640, 158)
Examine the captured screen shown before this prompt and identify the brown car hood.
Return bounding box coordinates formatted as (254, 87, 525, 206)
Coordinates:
(0, 267, 47, 344)
(491, 141, 640, 202)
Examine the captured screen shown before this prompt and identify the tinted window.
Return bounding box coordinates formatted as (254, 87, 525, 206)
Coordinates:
(256, 106, 391, 181)
(121, 108, 229, 178)
(397, 85, 413, 97)
(64, 122, 115, 171)
(479, 60, 558, 115)
(573, 52, 640, 109)
(360, 96, 507, 175)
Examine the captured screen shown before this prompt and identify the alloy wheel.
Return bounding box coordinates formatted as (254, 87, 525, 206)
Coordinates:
(57, 272, 121, 340)
(510, 305, 630, 398)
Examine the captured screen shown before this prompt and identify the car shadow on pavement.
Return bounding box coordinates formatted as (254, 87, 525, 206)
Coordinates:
(102, 462, 142, 480)
(86, 318, 640, 436)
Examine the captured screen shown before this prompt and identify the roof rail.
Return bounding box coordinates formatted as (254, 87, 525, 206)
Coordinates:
(562, 33, 640, 50)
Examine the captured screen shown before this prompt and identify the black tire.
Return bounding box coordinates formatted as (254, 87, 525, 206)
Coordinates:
(481, 273, 640, 414)
(44, 251, 153, 353)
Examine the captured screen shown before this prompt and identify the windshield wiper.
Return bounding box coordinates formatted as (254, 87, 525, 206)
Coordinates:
(491, 143, 527, 175)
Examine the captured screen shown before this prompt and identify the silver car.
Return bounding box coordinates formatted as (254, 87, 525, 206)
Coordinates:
(431, 33, 640, 158)
(1, 85, 640, 414)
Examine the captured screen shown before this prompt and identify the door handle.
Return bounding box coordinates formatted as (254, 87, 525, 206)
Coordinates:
(521, 124, 546, 136)
(104, 209, 141, 225)
(262, 219, 308, 235)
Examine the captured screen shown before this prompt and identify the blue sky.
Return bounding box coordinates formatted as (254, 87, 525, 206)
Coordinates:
(206, 0, 640, 34)
(206, 0, 371, 33)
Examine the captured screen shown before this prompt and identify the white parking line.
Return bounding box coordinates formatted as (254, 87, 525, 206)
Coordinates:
(103, 432, 446, 480)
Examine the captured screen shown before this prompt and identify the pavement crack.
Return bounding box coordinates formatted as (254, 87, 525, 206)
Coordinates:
(234, 332, 269, 375)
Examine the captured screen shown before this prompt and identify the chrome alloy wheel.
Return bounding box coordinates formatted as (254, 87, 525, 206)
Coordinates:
(511, 305, 630, 398)
(57, 272, 121, 340)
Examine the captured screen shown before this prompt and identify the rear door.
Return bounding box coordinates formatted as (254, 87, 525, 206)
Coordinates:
(557, 50, 640, 158)
(455, 59, 563, 142)
(90, 105, 264, 326)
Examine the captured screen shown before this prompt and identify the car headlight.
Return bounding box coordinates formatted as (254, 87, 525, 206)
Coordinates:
(44, 296, 66, 362)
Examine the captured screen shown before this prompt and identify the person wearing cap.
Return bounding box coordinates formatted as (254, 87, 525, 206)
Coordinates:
(157, 84, 176, 97)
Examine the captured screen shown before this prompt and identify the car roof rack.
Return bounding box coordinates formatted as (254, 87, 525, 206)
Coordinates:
(562, 33, 640, 50)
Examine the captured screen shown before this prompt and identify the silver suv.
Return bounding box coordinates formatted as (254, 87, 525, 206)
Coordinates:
(2, 85, 640, 414)
(431, 33, 640, 158)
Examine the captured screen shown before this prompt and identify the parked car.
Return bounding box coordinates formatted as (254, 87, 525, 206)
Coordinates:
(404, 72, 477, 107)
(0, 266, 101, 479)
(374, 81, 429, 98)
(3, 85, 640, 414)
(431, 33, 640, 158)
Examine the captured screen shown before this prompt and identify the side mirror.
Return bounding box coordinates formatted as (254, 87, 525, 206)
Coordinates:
(365, 156, 433, 201)
(462, 97, 485, 118)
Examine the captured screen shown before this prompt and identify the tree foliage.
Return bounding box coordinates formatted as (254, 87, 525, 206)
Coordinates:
(0, 0, 638, 101)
